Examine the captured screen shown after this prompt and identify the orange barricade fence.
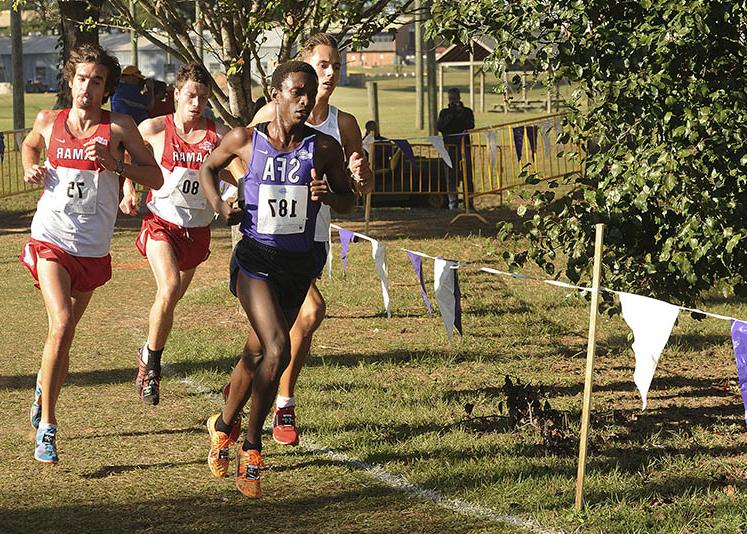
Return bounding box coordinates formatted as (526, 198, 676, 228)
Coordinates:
(365, 113, 582, 226)
(0, 128, 42, 198)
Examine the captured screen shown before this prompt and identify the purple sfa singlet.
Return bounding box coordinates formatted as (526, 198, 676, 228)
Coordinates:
(240, 123, 320, 253)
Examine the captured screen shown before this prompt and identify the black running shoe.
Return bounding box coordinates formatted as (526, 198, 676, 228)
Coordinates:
(140, 369, 160, 405)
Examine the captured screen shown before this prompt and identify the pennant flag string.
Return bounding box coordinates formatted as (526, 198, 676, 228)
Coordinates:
(330, 224, 746, 324)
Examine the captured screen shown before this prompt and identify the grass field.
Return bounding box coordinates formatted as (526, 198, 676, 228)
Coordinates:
(1, 188, 747, 533)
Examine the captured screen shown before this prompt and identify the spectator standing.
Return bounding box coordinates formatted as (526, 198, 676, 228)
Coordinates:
(437, 88, 475, 209)
(111, 65, 152, 124)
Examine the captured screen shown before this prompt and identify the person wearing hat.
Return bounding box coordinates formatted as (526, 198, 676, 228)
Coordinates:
(111, 65, 153, 124)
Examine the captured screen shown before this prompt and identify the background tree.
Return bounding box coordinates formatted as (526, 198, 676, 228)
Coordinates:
(56, 0, 104, 107)
(430, 0, 747, 308)
(102, 0, 415, 125)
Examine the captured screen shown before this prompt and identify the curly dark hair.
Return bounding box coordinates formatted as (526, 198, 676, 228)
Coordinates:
(175, 63, 212, 90)
(63, 43, 121, 104)
(270, 61, 318, 90)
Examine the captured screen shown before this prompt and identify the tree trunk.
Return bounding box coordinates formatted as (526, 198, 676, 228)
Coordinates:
(56, 0, 104, 108)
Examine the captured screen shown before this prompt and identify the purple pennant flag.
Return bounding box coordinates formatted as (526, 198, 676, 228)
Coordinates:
(406, 251, 432, 316)
(393, 139, 417, 164)
(512, 126, 524, 161)
(338, 228, 356, 272)
(454, 267, 463, 335)
(526, 125, 538, 159)
(730, 320, 747, 425)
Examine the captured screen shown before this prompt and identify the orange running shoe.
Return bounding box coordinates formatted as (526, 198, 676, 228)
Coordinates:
(272, 406, 299, 446)
(235, 447, 263, 498)
(207, 414, 235, 478)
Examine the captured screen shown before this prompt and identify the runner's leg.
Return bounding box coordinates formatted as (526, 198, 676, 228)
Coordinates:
(234, 272, 298, 449)
(145, 238, 182, 351)
(37, 259, 93, 425)
(278, 281, 325, 398)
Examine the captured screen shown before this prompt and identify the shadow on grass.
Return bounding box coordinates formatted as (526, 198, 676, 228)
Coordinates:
(0, 486, 484, 533)
(82, 458, 206, 479)
(68, 426, 206, 441)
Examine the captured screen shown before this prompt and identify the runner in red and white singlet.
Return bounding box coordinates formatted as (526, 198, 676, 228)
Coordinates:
(20, 44, 163, 464)
(120, 63, 230, 406)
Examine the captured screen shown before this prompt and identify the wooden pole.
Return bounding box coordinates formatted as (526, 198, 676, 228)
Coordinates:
(425, 7, 438, 137)
(129, 0, 138, 67)
(480, 70, 485, 113)
(414, 0, 424, 130)
(575, 223, 605, 511)
(10, 4, 24, 130)
(195, 0, 204, 63)
(364, 193, 372, 234)
(438, 63, 444, 111)
(367, 81, 380, 127)
(469, 51, 475, 110)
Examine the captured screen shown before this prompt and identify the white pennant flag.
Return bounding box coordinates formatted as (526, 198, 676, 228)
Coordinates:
(371, 240, 391, 318)
(326, 225, 333, 278)
(434, 258, 461, 338)
(486, 131, 498, 168)
(362, 131, 375, 159)
(619, 292, 680, 409)
(426, 135, 452, 168)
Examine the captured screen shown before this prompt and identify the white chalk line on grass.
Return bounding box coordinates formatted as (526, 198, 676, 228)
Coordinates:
(172, 374, 561, 534)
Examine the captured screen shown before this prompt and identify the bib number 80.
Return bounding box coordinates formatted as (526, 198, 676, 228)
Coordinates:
(182, 180, 200, 195)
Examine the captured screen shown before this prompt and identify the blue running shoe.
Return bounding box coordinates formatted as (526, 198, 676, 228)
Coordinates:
(34, 424, 58, 463)
(30, 373, 42, 430)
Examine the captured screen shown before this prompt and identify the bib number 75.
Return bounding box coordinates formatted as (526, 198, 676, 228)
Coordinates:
(67, 181, 85, 198)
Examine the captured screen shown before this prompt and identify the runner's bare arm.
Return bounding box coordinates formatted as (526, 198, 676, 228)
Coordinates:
(339, 111, 373, 194)
(226, 107, 274, 180)
(215, 122, 238, 187)
(119, 118, 165, 215)
(21, 110, 56, 185)
(311, 133, 354, 213)
(199, 126, 251, 225)
(249, 103, 275, 127)
(92, 114, 162, 190)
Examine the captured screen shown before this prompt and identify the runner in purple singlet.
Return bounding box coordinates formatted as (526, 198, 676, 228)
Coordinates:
(198, 61, 354, 498)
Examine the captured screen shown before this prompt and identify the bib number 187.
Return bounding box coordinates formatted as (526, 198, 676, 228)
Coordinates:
(267, 198, 297, 218)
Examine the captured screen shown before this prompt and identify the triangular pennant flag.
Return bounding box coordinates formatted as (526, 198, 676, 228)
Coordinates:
(406, 251, 432, 316)
(730, 320, 747, 425)
(619, 292, 680, 409)
(453, 267, 463, 335)
(362, 131, 375, 159)
(541, 120, 552, 156)
(393, 139, 416, 164)
(338, 228, 356, 272)
(526, 125, 538, 159)
(434, 257, 462, 339)
(554, 117, 564, 150)
(512, 126, 524, 161)
(371, 240, 391, 318)
(219, 182, 238, 201)
(326, 225, 333, 278)
(486, 131, 498, 168)
(426, 135, 452, 168)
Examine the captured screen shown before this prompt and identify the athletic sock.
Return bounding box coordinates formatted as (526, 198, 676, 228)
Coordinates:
(241, 439, 261, 453)
(144, 346, 163, 374)
(276, 395, 295, 409)
(215, 415, 232, 434)
(38, 422, 56, 433)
